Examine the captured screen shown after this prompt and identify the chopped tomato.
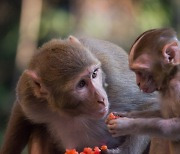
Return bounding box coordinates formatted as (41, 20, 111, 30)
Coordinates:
(101, 145, 108, 150)
(108, 113, 117, 120)
(93, 147, 101, 154)
(65, 145, 108, 154)
(83, 147, 93, 154)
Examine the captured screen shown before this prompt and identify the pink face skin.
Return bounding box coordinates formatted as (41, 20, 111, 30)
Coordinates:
(129, 54, 158, 93)
(134, 70, 157, 93)
(72, 64, 109, 118)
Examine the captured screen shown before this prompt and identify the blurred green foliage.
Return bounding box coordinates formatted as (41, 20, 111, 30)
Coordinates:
(39, 8, 75, 40)
(138, 0, 171, 30)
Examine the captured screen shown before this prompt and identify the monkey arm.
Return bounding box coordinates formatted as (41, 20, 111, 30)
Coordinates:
(136, 118, 180, 141)
(0, 101, 33, 154)
(107, 117, 180, 141)
(114, 109, 162, 118)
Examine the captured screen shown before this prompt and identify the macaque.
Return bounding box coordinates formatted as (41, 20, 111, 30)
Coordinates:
(107, 28, 180, 154)
(0, 36, 157, 154)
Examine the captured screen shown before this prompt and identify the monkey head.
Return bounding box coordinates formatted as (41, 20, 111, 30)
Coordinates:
(129, 28, 180, 93)
(18, 36, 109, 119)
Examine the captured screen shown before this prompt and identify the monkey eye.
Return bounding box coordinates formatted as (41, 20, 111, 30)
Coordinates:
(77, 80, 86, 89)
(136, 71, 142, 76)
(92, 68, 98, 78)
(136, 71, 144, 77)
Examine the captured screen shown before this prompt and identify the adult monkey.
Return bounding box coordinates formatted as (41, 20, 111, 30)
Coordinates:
(107, 28, 180, 154)
(0, 36, 157, 154)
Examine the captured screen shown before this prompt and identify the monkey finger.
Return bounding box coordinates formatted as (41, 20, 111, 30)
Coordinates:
(107, 119, 117, 125)
(107, 123, 117, 131)
(107, 124, 114, 130)
(108, 129, 116, 134)
(111, 130, 129, 137)
(107, 125, 117, 131)
(105, 118, 109, 124)
(112, 133, 123, 138)
(113, 112, 128, 117)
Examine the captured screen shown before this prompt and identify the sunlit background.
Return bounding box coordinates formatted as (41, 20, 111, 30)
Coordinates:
(0, 0, 180, 147)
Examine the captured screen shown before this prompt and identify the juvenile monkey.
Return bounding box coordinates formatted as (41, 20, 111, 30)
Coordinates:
(0, 36, 157, 154)
(107, 28, 180, 154)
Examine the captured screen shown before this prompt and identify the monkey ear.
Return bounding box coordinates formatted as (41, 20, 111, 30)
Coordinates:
(162, 41, 179, 65)
(25, 70, 49, 98)
(68, 35, 81, 44)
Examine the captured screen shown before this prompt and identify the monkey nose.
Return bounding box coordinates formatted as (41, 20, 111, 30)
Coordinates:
(97, 98, 105, 106)
(137, 82, 140, 87)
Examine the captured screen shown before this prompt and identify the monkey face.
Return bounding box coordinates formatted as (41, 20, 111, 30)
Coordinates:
(61, 64, 109, 119)
(134, 70, 157, 93)
(129, 28, 180, 93)
(24, 38, 109, 119)
(129, 54, 158, 93)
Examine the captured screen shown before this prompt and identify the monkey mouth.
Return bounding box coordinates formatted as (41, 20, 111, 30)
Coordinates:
(140, 87, 156, 93)
(99, 106, 108, 113)
(89, 107, 108, 119)
(156, 86, 161, 91)
(96, 106, 109, 117)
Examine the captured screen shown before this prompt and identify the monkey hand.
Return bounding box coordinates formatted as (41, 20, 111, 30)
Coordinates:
(105, 112, 131, 124)
(112, 112, 130, 117)
(107, 117, 136, 137)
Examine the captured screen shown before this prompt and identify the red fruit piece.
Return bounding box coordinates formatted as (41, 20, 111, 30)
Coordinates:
(108, 113, 117, 120)
(94, 146, 101, 154)
(101, 145, 108, 150)
(83, 147, 93, 154)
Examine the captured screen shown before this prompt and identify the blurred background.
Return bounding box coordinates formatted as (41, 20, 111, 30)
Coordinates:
(0, 0, 180, 147)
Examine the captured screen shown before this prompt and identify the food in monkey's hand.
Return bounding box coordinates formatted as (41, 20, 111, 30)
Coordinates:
(107, 112, 121, 121)
(65, 145, 107, 154)
(106, 112, 124, 124)
(108, 113, 117, 120)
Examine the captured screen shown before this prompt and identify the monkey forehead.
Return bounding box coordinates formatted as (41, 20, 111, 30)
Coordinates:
(32, 39, 99, 68)
(129, 29, 160, 62)
(129, 28, 177, 65)
(79, 63, 101, 78)
(70, 63, 101, 82)
(129, 53, 152, 71)
(63, 64, 101, 90)
(27, 39, 104, 92)
(129, 35, 145, 65)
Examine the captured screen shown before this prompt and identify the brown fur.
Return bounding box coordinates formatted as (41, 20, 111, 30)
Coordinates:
(0, 37, 157, 154)
(107, 28, 180, 154)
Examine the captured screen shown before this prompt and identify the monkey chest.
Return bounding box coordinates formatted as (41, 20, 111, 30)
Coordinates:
(48, 119, 119, 151)
(161, 94, 180, 118)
